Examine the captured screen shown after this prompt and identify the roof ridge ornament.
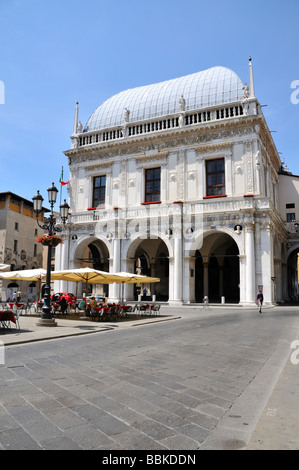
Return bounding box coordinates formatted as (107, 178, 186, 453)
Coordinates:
(73, 101, 79, 135)
(249, 57, 255, 98)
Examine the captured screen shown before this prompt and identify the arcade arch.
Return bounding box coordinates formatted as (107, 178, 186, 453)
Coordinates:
(126, 236, 170, 301)
(194, 231, 240, 303)
(71, 236, 111, 297)
(287, 246, 299, 301)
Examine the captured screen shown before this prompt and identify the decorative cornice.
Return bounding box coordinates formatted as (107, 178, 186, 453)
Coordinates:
(85, 161, 112, 171)
(64, 115, 260, 161)
(135, 151, 169, 163)
(195, 142, 233, 153)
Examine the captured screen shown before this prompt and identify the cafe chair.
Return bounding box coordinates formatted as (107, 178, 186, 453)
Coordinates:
(14, 310, 20, 329)
(150, 304, 161, 316)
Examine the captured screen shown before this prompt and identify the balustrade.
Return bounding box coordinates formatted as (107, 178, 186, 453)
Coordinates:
(77, 103, 245, 148)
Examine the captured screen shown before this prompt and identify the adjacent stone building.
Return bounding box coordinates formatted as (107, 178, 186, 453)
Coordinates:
(0, 192, 46, 300)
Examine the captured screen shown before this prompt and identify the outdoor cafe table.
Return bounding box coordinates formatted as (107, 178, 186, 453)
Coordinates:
(7, 302, 24, 309)
(0, 310, 16, 329)
(93, 304, 132, 313)
(34, 301, 43, 312)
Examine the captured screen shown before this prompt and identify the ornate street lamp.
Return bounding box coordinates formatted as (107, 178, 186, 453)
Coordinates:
(32, 183, 70, 326)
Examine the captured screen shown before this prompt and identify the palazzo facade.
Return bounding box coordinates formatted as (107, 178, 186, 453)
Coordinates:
(55, 60, 293, 305)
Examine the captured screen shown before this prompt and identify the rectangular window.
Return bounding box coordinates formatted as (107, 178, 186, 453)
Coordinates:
(287, 213, 296, 222)
(206, 158, 225, 196)
(13, 240, 18, 252)
(145, 167, 161, 202)
(286, 203, 295, 209)
(92, 175, 106, 207)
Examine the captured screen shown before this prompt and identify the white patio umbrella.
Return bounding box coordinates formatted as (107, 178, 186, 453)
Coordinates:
(0, 268, 47, 301)
(0, 268, 47, 281)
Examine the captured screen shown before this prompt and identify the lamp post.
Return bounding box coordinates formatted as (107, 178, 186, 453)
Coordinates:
(32, 183, 69, 326)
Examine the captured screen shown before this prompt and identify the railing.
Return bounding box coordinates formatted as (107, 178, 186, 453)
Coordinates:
(78, 104, 244, 148)
(68, 197, 268, 228)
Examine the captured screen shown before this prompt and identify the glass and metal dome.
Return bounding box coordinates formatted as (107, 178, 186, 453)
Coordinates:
(84, 66, 244, 132)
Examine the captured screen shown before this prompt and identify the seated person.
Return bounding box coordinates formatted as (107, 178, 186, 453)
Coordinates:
(59, 296, 68, 314)
(98, 297, 108, 315)
(78, 298, 86, 310)
(89, 296, 98, 308)
(86, 296, 97, 316)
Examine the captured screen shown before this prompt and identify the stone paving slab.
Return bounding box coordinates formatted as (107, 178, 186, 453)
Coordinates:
(0, 312, 179, 346)
(0, 305, 298, 450)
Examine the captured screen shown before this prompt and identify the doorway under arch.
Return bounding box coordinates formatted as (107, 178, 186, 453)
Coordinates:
(73, 238, 110, 297)
(195, 232, 240, 303)
(129, 237, 169, 301)
(287, 248, 299, 301)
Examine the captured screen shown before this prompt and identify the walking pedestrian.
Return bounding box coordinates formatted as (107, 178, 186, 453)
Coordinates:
(256, 290, 263, 313)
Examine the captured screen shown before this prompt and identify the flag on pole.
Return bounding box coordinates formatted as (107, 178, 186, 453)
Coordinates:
(59, 166, 68, 186)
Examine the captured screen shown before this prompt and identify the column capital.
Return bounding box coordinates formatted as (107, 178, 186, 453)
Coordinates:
(245, 222, 255, 233)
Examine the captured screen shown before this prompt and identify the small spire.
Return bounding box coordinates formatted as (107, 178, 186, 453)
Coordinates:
(73, 101, 79, 135)
(248, 57, 255, 98)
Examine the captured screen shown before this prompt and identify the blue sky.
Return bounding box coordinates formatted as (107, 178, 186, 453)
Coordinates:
(0, 0, 298, 206)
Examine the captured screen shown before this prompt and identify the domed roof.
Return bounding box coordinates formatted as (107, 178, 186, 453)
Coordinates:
(84, 66, 244, 132)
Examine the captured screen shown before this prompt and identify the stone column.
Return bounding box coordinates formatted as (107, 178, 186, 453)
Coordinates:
(225, 151, 233, 197)
(54, 237, 70, 294)
(255, 220, 262, 288)
(161, 163, 167, 202)
(110, 238, 121, 301)
(239, 255, 246, 303)
(172, 236, 183, 304)
(274, 259, 282, 303)
(123, 258, 135, 301)
(219, 264, 224, 298)
(245, 222, 256, 303)
(203, 261, 209, 298)
(183, 256, 195, 303)
(260, 222, 273, 305)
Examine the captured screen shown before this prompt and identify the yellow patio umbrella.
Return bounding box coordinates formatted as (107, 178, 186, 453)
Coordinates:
(49, 268, 126, 310)
(49, 267, 124, 285)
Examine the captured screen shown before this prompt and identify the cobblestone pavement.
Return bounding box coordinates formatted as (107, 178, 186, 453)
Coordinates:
(0, 305, 299, 450)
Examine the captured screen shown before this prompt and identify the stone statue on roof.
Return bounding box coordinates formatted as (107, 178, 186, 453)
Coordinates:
(242, 83, 249, 99)
(179, 95, 186, 112)
(242, 83, 250, 115)
(124, 108, 130, 122)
